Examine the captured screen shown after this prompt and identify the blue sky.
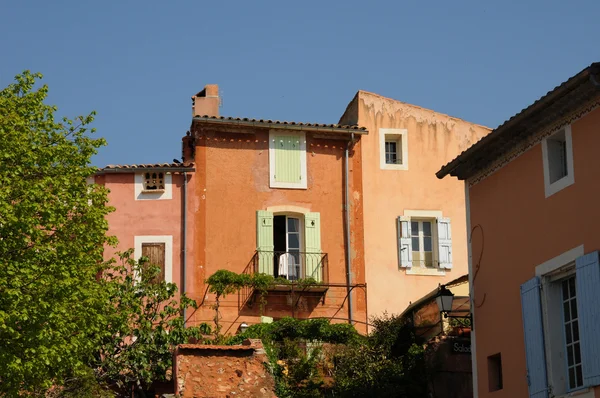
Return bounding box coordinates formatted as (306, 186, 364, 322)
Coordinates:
(1, 1, 597, 167)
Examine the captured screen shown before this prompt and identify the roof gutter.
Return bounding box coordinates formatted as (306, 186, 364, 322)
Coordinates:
(192, 117, 368, 135)
(344, 132, 356, 326)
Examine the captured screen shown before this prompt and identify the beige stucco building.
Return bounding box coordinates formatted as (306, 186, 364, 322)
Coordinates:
(339, 90, 490, 320)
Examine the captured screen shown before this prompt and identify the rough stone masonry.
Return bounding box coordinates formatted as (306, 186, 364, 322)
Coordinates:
(173, 339, 276, 398)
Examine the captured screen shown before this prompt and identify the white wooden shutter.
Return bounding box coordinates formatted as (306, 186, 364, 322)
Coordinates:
(575, 251, 600, 387)
(520, 276, 549, 398)
(256, 210, 274, 275)
(437, 217, 453, 269)
(397, 216, 412, 268)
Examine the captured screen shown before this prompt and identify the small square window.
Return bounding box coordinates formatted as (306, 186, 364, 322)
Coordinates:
(380, 128, 408, 170)
(488, 353, 503, 392)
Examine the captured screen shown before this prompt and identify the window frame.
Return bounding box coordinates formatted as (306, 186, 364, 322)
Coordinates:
(536, 245, 590, 397)
(541, 125, 574, 198)
(269, 130, 307, 189)
(379, 128, 408, 170)
(135, 171, 173, 200)
(401, 210, 447, 276)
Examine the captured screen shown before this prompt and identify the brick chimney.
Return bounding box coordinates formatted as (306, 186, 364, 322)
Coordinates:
(192, 84, 219, 117)
(181, 131, 194, 165)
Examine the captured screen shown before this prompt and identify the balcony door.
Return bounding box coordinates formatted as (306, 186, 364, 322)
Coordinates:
(273, 215, 302, 280)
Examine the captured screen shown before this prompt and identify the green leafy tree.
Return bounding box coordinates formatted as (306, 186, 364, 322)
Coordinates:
(332, 314, 427, 397)
(0, 71, 114, 394)
(92, 251, 203, 395)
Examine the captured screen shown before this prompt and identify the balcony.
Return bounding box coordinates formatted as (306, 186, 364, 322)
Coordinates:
(239, 251, 329, 313)
(249, 250, 328, 283)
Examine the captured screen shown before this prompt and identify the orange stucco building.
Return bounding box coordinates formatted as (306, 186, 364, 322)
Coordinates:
(339, 90, 490, 321)
(184, 87, 369, 333)
(438, 63, 600, 398)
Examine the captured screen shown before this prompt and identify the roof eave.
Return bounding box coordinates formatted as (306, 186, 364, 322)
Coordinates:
(191, 116, 368, 135)
(437, 64, 599, 180)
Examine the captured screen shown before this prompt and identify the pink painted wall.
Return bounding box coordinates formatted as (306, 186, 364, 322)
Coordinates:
(468, 107, 600, 398)
(340, 91, 490, 318)
(95, 171, 196, 301)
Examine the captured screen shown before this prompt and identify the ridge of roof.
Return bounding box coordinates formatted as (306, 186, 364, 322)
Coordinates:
(437, 62, 600, 180)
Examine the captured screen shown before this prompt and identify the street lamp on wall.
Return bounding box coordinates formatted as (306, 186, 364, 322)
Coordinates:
(435, 284, 473, 328)
(435, 285, 455, 315)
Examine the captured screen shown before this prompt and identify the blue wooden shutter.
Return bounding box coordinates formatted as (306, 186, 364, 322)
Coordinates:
(256, 211, 274, 275)
(397, 216, 412, 268)
(520, 276, 549, 398)
(575, 251, 600, 387)
(437, 217, 453, 269)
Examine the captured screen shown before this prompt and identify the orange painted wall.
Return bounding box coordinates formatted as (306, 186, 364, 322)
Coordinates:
(468, 107, 600, 397)
(340, 91, 490, 318)
(187, 126, 367, 334)
(96, 172, 196, 298)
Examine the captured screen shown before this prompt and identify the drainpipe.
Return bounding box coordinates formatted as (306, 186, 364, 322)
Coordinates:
(182, 171, 188, 327)
(344, 133, 355, 325)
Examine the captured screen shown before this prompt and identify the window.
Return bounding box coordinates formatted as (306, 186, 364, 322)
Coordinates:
(488, 353, 503, 392)
(135, 172, 173, 200)
(256, 210, 322, 281)
(411, 220, 433, 268)
(269, 131, 307, 189)
(385, 139, 401, 165)
(144, 172, 165, 191)
(380, 128, 408, 170)
(134, 236, 173, 283)
(521, 247, 600, 397)
(547, 132, 567, 184)
(562, 276, 583, 390)
(397, 213, 452, 273)
(541, 125, 574, 198)
(274, 215, 302, 279)
(141, 242, 165, 284)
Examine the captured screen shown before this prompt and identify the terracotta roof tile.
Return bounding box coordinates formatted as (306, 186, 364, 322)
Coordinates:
(193, 115, 367, 132)
(100, 163, 194, 171)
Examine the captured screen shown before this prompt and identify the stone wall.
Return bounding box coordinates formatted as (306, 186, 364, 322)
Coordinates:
(173, 339, 276, 398)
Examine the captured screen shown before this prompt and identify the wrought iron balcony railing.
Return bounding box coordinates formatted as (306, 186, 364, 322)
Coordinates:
(247, 250, 329, 284)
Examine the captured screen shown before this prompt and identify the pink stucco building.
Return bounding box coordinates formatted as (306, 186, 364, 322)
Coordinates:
(438, 62, 600, 398)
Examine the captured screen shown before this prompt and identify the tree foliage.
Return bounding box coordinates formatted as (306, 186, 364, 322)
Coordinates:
(332, 313, 427, 397)
(92, 251, 202, 394)
(0, 71, 113, 394)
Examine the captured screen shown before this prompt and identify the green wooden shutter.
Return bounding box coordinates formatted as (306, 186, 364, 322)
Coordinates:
(256, 210, 274, 275)
(304, 212, 322, 282)
(274, 135, 302, 183)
